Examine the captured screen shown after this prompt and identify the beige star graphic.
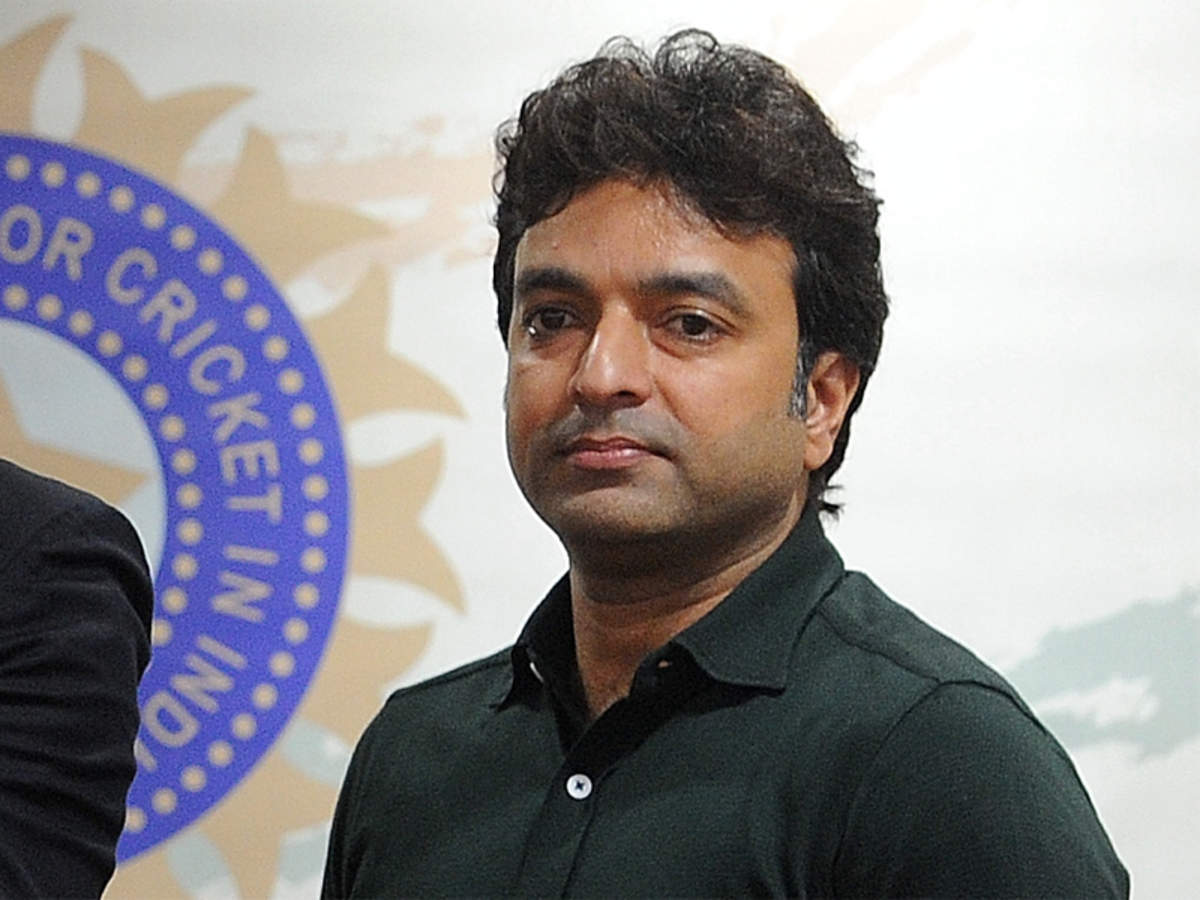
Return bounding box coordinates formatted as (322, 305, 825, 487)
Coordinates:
(298, 617, 431, 744)
(0, 16, 70, 131)
(0, 371, 147, 506)
(282, 130, 495, 268)
(73, 48, 251, 185)
(352, 441, 464, 611)
(306, 264, 464, 421)
(210, 128, 389, 284)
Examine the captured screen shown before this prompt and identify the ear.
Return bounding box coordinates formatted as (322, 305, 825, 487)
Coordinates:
(802, 352, 861, 473)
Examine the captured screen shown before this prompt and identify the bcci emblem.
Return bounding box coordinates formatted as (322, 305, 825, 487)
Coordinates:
(0, 133, 349, 860)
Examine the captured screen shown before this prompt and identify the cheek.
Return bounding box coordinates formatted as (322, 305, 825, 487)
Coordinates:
(708, 410, 806, 462)
(504, 361, 558, 451)
(666, 358, 797, 436)
(668, 365, 807, 474)
(503, 374, 530, 450)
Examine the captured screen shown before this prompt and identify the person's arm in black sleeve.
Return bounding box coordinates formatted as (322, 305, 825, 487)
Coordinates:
(322, 712, 383, 900)
(0, 479, 153, 897)
(833, 681, 1130, 898)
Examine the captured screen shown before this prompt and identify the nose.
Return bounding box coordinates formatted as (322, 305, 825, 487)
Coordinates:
(568, 309, 652, 410)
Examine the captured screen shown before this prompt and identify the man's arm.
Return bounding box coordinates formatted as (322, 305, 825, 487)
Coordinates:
(0, 488, 153, 897)
(833, 681, 1129, 898)
(322, 710, 384, 900)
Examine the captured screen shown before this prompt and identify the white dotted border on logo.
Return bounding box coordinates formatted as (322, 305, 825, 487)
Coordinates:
(3, 150, 335, 834)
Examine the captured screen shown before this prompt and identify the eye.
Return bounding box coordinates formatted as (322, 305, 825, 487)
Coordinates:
(665, 311, 723, 343)
(522, 306, 577, 338)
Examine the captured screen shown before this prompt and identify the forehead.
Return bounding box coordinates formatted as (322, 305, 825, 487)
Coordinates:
(513, 180, 797, 293)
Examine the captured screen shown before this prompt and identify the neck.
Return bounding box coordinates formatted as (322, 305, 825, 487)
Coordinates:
(567, 497, 804, 721)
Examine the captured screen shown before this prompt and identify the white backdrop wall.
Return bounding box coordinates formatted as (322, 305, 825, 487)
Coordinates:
(0, 1, 1195, 896)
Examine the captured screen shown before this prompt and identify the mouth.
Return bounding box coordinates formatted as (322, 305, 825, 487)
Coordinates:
(560, 435, 661, 471)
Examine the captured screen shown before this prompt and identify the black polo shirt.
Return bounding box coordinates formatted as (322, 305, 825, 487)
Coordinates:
(323, 509, 1128, 897)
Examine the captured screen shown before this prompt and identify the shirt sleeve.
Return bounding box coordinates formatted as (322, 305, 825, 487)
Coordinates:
(832, 680, 1129, 899)
(0, 494, 153, 897)
(322, 710, 380, 899)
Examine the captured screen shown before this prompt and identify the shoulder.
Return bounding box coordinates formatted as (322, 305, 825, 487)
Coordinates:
(0, 457, 106, 519)
(0, 458, 152, 633)
(809, 570, 1022, 701)
(0, 459, 144, 572)
(335, 647, 514, 820)
(803, 573, 1128, 896)
(801, 568, 1069, 757)
(384, 647, 513, 710)
(784, 571, 1056, 821)
(355, 647, 513, 754)
(835, 680, 1128, 895)
(0, 459, 92, 553)
(806, 569, 1065, 766)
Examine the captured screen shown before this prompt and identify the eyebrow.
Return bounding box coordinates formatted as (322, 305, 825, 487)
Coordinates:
(514, 267, 753, 317)
(638, 272, 751, 316)
(514, 267, 591, 300)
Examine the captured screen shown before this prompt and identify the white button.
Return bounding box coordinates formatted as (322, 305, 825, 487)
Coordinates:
(565, 773, 592, 800)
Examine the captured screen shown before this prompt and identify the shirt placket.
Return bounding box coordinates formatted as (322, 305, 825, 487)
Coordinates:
(510, 651, 697, 896)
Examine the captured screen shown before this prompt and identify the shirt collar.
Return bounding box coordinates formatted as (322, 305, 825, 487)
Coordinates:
(498, 504, 845, 705)
(669, 505, 844, 690)
(496, 574, 575, 708)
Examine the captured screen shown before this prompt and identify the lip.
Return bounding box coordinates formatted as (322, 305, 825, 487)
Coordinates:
(560, 435, 658, 470)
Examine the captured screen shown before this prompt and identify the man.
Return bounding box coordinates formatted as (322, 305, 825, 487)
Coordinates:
(0, 458, 153, 896)
(324, 31, 1128, 897)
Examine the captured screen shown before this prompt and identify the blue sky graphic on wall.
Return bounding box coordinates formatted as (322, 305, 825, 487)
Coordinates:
(1010, 589, 1199, 759)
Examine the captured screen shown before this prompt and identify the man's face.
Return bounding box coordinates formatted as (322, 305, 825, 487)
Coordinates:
(504, 179, 809, 558)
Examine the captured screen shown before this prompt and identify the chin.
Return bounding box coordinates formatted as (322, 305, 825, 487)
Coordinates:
(539, 501, 682, 548)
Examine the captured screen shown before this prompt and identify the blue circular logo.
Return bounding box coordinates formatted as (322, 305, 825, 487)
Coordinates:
(0, 133, 349, 860)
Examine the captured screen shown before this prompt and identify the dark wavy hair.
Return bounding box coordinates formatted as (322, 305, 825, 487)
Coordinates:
(492, 30, 888, 514)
